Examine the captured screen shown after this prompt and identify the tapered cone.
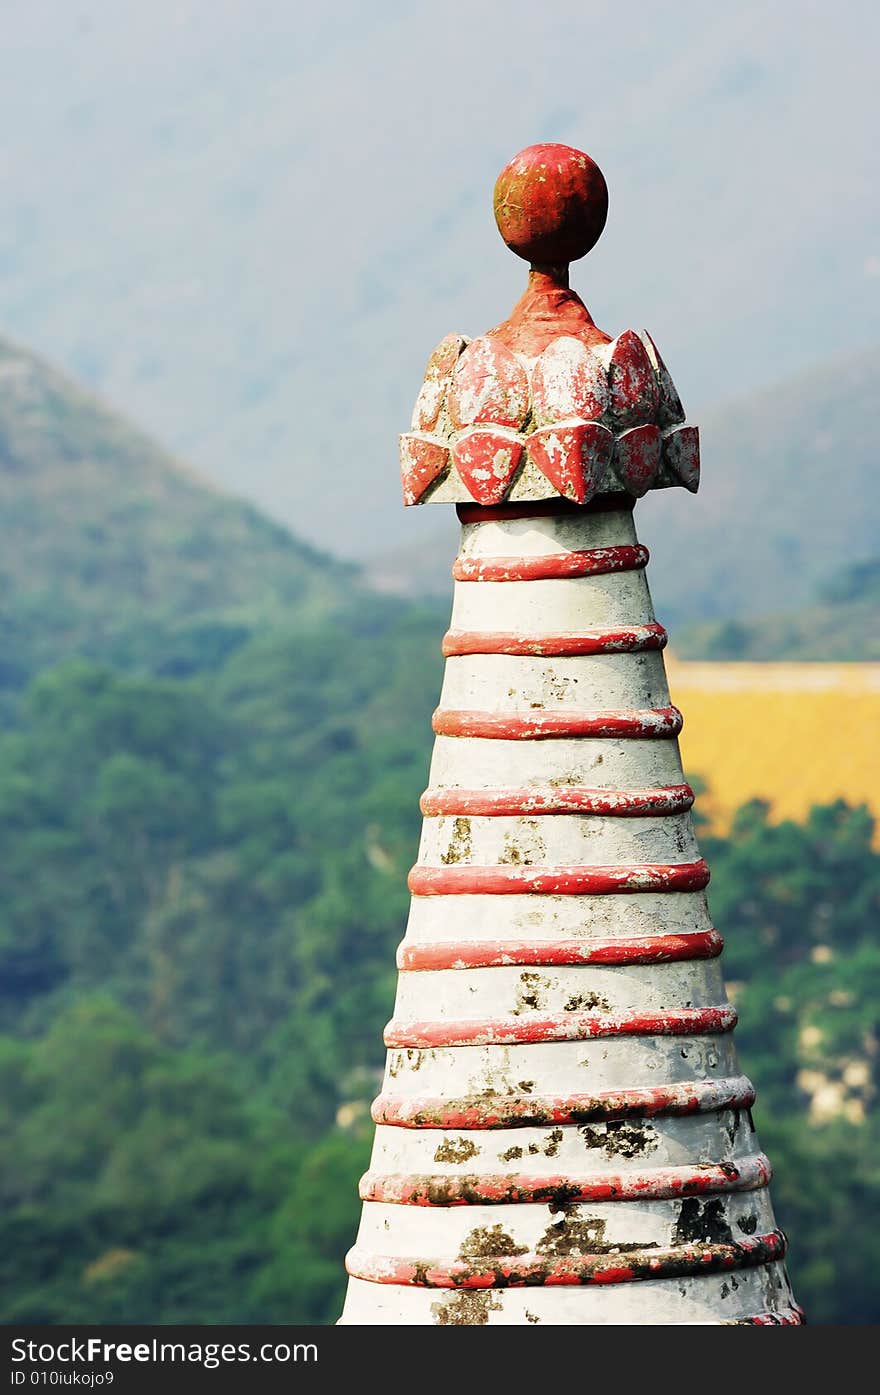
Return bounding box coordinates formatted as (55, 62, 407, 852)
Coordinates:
(340, 501, 801, 1325)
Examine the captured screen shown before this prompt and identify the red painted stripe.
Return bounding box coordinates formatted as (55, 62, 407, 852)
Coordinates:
(452, 544, 649, 582)
(432, 706, 683, 740)
(345, 1230, 786, 1289)
(359, 1153, 772, 1207)
(407, 859, 710, 897)
(383, 1003, 737, 1048)
(734, 1307, 806, 1326)
(371, 1077, 756, 1129)
(419, 783, 694, 817)
(456, 494, 635, 524)
(397, 929, 722, 971)
(441, 622, 667, 657)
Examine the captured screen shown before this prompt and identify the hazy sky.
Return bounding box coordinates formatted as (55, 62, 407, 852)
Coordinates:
(0, 1, 877, 556)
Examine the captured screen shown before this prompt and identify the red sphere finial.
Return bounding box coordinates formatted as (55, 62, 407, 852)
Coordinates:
(493, 143, 608, 268)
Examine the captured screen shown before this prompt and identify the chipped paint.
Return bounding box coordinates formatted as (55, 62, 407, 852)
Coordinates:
(345, 1230, 788, 1289)
(452, 542, 648, 582)
(531, 335, 610, 426)
(615, 424, 662, 497)
(608, 331, 660, 432)
(384, 1004, 737, 1050)
(441, 621, 667, 658)
(359, 1154, 772, 1207)
(411, 335, 468, 432)
(663, 424, 701, 493)
(395, 928, 722, 971)
(370, 1077, 757, 1130)
(431, 705, 684, 740)
(525, 421, 612, 504)
(419, 783, 694, 818)
(407, 859, 710, 898)
(399, 433, 450, 506)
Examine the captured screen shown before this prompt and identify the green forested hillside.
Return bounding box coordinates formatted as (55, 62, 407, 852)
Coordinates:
(0, 606, 441, 1323)
(0, 336, 352, 681)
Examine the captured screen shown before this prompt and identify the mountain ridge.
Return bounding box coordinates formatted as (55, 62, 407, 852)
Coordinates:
(0, 333, 355, 681)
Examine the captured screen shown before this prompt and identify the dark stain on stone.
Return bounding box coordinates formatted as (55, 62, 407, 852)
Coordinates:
(578, 1119, 658, 1159)
(564, 991, 611, 1012)
(537, 1216, 659, 1258)
(433, 1137, 479, 1164)
(500, 1145, 523, 1162)
(736, 1212, 758, 1236)
(525, 1310, 541, 1323)
(432, 1290, 502, 1325)
(514, 971, 544, 1014)
(459, 1225, 528, 1260)
(538, 1216, 608, 1257)
(440, 816, 472, 865)
(543, 1128, 564, 1158)
(673, 1197, 734, 1246)
(499, 821, 545, 866)
(500, 843, 525, 864)
(517, 1080, 535, 1094)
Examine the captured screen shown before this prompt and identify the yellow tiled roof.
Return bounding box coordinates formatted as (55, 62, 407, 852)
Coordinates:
(666, 660, 880, 837)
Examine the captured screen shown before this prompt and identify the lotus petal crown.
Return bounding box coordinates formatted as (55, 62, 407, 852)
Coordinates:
(400, 144, 699, 507)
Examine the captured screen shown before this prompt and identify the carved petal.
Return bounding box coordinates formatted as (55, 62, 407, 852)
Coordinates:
(639, 331, 685, 428)
(399, 432, 450, 505)
(615, 424, 662, 497)
(448, 336, 530, 430)
(411, 334, 468, 431)
(663, 425, 701, 493)
(526, 420, 613, 504)
(531, 336, 608, 427)
(608, 329, 660, 430)
(453, 427, 524, 505)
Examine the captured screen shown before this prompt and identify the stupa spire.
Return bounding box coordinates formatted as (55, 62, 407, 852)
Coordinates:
(341, 144, 801, 1325)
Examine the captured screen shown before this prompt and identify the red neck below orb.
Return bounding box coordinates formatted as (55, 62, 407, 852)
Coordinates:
(488, 267, 611, 358)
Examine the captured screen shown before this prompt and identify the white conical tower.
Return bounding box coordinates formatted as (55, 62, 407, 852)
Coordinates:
(340, 144, 802, 1326)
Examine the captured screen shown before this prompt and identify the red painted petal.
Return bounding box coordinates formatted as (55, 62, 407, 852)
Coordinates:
(608, 329, 659, 429)
(399, 432, 450, 505)
(411, 334, 468, 431)
(663, 425, 701, 492)
(452, 427, 524, 505)
(615, 424, 661, 497)
(526, 421, 613, 504)
(531, 336, 608, 426)
(639, 331, 685, 428)
(448, 336, 530, 430)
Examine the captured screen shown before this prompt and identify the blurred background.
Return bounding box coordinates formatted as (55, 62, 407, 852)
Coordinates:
(0, 0, 877, 1324)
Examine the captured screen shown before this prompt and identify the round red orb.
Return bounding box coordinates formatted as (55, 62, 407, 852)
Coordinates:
(493, 143, 608, 266)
